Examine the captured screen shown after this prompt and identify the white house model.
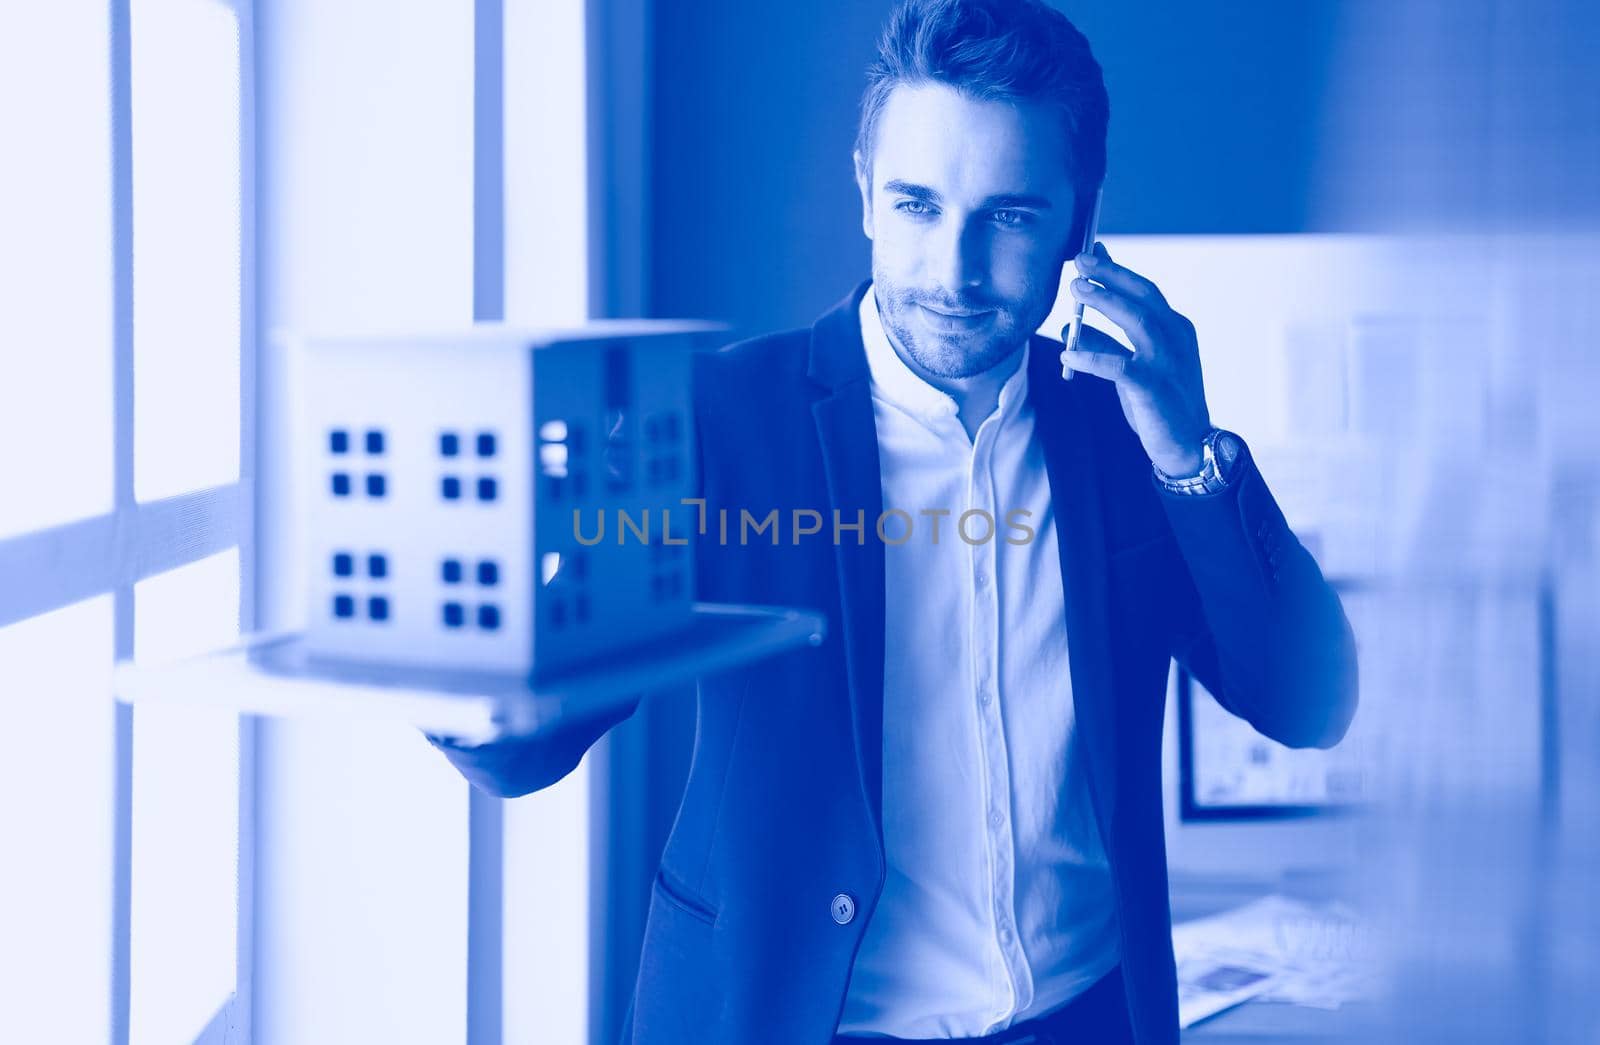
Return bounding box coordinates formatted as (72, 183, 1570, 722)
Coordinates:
(295, 322, 719, 677)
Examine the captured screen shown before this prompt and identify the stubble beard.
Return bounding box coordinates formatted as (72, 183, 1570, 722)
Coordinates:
(872, 272, 1039, 380)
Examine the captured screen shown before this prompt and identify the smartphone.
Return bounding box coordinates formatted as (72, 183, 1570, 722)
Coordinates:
(1060, 185, 1105, 380)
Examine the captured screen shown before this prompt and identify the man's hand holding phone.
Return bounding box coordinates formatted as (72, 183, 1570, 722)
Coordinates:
(1059, 242, 1213, 478)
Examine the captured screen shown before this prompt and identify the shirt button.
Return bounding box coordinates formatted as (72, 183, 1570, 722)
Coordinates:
(831, 893, 856, 925)
(990, 809, 1004, 828)
(979, 690, 992, 705)
(975, 571, 988, 587)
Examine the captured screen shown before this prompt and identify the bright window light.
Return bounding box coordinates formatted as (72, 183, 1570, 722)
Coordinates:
(130, 548, 240, 1045)
(0, 597, 115, 1043)
(0, 2, 114, 539)
(132, 0, 242, 503)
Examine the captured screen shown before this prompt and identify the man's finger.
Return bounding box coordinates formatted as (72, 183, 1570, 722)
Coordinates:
(1074, 242, 1168, 308)
(1059, 341, 1133, 383)
(1056, 324, 1126, 381)
(1069, 277, 1163, 352)
(1070, 322, 1132, 354)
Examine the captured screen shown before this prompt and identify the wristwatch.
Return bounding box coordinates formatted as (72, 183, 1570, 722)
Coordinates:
(1152, 427, 1242, 495)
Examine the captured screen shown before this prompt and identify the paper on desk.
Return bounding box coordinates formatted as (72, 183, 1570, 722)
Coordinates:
(1174, 953, 1280, 1028)
(1172, 894, 1377, 1027)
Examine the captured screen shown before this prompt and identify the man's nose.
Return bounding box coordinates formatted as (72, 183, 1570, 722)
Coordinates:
(930, 219, 987, 296)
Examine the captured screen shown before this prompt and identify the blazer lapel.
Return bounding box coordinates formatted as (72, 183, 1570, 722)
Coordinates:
(808, 283, 887, 843)
(1027, 341, 1122, 841)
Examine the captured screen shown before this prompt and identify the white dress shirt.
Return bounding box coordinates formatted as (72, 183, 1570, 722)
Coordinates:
(836, 286, 1120, 1039)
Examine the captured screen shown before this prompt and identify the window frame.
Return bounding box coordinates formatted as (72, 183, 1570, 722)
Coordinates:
(0, 1, 257, 1041)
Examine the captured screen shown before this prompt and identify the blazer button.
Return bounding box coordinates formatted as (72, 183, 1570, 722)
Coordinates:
(831, 893, 856, 925)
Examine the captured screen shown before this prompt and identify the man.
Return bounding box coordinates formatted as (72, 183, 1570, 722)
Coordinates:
(428, 1, 1358, 1042)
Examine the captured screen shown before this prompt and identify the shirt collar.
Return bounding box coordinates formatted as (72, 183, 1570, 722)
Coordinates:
(858, 284, 1031, 426)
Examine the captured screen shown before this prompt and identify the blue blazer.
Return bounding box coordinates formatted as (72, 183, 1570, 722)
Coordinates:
(429, 282, 1359, 1045)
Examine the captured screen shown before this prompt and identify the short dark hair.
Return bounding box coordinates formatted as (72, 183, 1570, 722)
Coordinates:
(855, 0, 1109, 200)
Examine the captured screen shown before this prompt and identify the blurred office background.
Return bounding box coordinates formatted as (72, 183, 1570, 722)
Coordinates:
(1, 0, 1596, 1042)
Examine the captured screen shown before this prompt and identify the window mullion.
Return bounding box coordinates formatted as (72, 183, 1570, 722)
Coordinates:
(108, 0, 135, 1037)
(0, 485, 247, 631)
(236, 0, 259, 1038)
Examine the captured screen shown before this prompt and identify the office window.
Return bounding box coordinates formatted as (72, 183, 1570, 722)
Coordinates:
(132, 0, 243, 503)
(0, 2, 255, 1042)
(0, 2, 114, 540)
(0, 598, 116, 1043)
(131, 551, 241, 1045)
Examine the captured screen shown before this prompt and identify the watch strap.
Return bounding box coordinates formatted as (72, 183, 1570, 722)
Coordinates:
(1153, 428, 1237, 495)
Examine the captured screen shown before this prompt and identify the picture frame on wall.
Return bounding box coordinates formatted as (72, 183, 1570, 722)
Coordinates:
(1177, 577, 1554, 823)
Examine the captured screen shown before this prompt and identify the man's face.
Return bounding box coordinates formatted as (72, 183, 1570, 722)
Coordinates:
(856, 82, 1078, 379)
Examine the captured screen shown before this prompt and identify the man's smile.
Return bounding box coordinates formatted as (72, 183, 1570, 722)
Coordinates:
(916, 303, 996, 331)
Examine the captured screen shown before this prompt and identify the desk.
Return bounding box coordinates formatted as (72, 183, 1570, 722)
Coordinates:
(1170, 871, 1384, 1043)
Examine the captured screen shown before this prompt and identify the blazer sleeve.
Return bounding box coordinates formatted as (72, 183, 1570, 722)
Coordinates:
(1155, 443, 1359, 750)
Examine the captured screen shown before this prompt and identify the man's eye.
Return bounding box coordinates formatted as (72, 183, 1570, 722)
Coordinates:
(896, 199, 934, 217)
(992, 209, 1031, 227)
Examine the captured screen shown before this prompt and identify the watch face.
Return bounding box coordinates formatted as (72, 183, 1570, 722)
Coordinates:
(1212, 429, 1243, 474)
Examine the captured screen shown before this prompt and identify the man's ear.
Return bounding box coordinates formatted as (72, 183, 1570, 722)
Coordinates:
(853, 149, 874, 241)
